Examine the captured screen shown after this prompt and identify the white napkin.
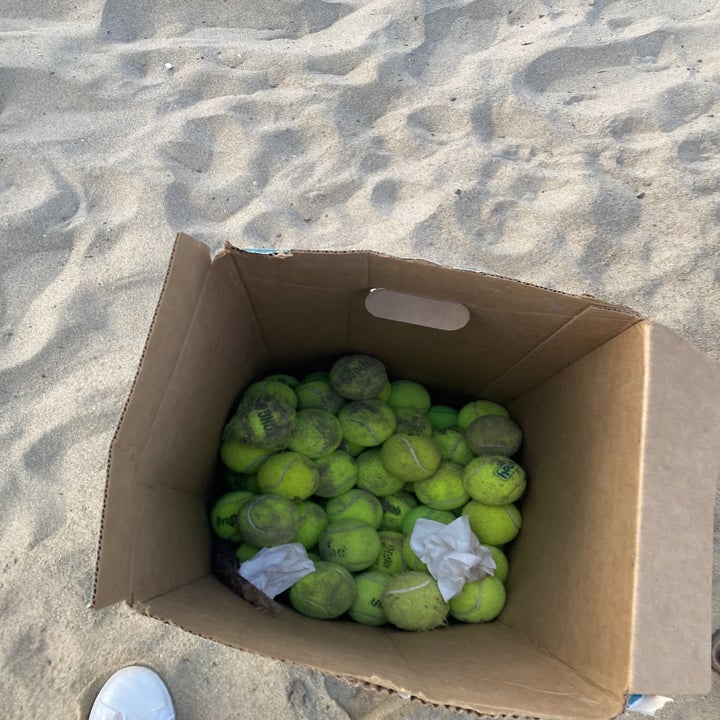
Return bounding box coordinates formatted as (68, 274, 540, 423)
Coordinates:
(238, 543, 316, 599)
(410, 516, 496, 601)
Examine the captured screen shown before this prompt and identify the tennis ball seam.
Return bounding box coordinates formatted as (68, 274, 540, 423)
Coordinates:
(398, 436, 430, 471)
(384, 577, 433, 596)
(503, 506, 521, 529)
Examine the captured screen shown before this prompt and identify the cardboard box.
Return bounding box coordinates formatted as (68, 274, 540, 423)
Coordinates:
(92, 233, 720, 720)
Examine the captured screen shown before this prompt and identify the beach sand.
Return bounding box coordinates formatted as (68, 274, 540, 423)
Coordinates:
(1, 1, 719, 717)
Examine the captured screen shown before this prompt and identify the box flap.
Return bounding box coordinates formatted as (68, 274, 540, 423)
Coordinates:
(630, 323, 720, 694)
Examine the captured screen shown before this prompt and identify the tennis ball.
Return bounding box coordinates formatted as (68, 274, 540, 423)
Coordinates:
(387, 380, 432, 412)
(210, 490, 254, 541)
(314, 450, 358, 498)
(237, 494, 301, 547)
(402, 535, 428, 571)
(463, 456, 526, 506)
(295, 380, 346, 414)
(356, 448, 406, 497)
(330, 354, 389, 400)
(380, 434, 441, 482)
(325, 488, 383, 528)
(225, 469, 257, 491)
(414, 461, 469, 510)
(263, 373, 300, 389)
(465, 415, 523, 457)
(449, 575, 506, 623)
(393, 408, 433, 437)
(426, 405, 459, 431)
(401, 505, 456, 535)
(287, 409, 343, 459)
(338, 399, 397, 447)
(318, 519, 382, 571)
(373, 531, 405, 575)
(235, 542, 261, 562)
(487, 545, 509, 583)
(377, 380, 392, 402)
(349, 570, 391, 626)
(339, 439, 366, 457)
(230, 395, 297, 450)
(463, 500, 522, 545)
(382, 571, 449, 631)
(457, 400, 510, 430)
(379, 491, 418, 532)
(243, 378, 298, 410)
(303, 370, 330, 383)
(289, 561, 356, 620)
(220, 436, 275, 474)
(432, 427, 475, 466)
(293, 500, 329, 549)
(256, 451, 319, 501)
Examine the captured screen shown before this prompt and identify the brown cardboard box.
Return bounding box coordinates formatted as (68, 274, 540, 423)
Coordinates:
(92, 233, 720, 720)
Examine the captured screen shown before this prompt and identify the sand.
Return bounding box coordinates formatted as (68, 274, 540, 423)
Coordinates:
(1, 1, 719, 718)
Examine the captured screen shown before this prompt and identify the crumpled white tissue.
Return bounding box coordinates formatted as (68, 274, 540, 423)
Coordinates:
(238, 543, 315, 599)
(410, 516, 496, 601)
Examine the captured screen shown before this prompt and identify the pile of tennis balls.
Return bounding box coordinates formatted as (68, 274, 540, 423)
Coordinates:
(211, 353, 526, 631)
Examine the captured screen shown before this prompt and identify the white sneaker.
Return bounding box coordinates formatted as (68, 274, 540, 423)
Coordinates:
(88, 666, 176, 720)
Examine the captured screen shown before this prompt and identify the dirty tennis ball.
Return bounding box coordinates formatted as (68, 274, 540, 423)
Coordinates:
(432, 427, 475, 466)
(339, 438, 366, 457)
(237, 494, 300, 547)
(210, 490, 254, 542)
(338, 399, 397, 447)
(457, 400, 510, 430)
(414, 461, 469, 510)
(263, 373, 300, 389)
(219, 421, 276, 471)
(376, 380, 392, 402)
(380, 434, 441, 482)
(242, 378, 298, 410)
(382, 571, 449, 631)
(330, 353, 389, 400)
(287, 409, 343, 459)
(356, 448, 406, 497)
(401, 505, 456, 535)
(349, 570, 392, 626)
(314, 450, 358, 498)
(231, 395, 297, 450)
(449, 575, 507, 623)
(463, 455, 526, 506)
(295, 380, 346, 414)
(463, 500, 522, 546)
(487, 545, 509, 583)
(293, 500, 329, 550)
(318, 519, 382, 571)
(387, 380, 432, 412)
(256, 451, 319, 501)
(426, 405, 459, 431)
(325, 488, 383, 528)
(393, 408, 433, 437)
(402, 535, 428, 572)
(289, 561, 357, 620)
(235, 542, 261, 563)
(465, 415, 523, 457)
(373, 531, 405, 576)
(379, 491, 418, 532)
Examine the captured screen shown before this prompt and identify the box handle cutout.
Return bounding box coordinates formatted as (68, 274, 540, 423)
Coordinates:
(365, 288, 469, 331)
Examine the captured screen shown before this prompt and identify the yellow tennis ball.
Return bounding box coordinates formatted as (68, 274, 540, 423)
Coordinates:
(432, 427, 475, 466)
(287, 409, 343, 459)
(329, 354, 389, 400)
(318, 519, 382, 571)
(465, 415, 523, 457)
(487, 545, 509, 583)
(325, 488, 383, 528)
(236, 494, 300, 547)
(414, 461, 469, 510)
(229, 395, 297, 450)
(293, 500, 329, 550)
(382, 571, 449, 631)
(349, 570, 392, 626)
(314, 450, 358, 498)
(210, 490, 254, 541)
(338, 399, 397, 447)
(457, 400, 509, 430)
(219, 438, 274, 474)
(387, 380, 432, 412)
(401, 505, 455, 536)
(295, 380, 346, 414)
(378, 490, 418, 532)
(393, 408, 433, 437)
(356, 448, 406, 497)
(235, 542, 261, 562)
(426, 405, 459, 431)
(463, 500, 522, 545)
(449, 575, 506, 623)
(256, 451, 319, 501)
(243, 378, 298, 410)
(463, 456, 526, 506)
(380, 434, 441, 482)
(289, 561, 356, 620)
(263, 373, 300, 389)
(401, 535, 427, 572)
(377, 380, 392, 402)
(373, 531, 405, 575)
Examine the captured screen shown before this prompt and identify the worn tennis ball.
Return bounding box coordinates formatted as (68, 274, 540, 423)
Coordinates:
(382, 571, 449, 631)
(401, 535, 428, 572)
(318, 519, 382, 571)
(457, 400, 510, 430)
(449, 575, 506, 623)
(463, 500, 522, 546)
(356, 448, 406, 497)
(373, 531, 405, 576)
(393, 408, 433, 437)
(338, 399, 397, 447)
(263, 373, 300, 389)
(243, 378, 298, 409)
(463, 456, 526, 506)
(225, 468, 258, 492)
(230, 395, 297, 450)
(237, 494, 301, 547)
(414, 461, 469, 510)
(314, 450, 358, 498)
(339, 438, 366, 457)
(377, 380, 392, 402)
(220, 434, 276, 473)
(349, 570, 392, 626)
(465, 415, 523, 457)
(487, 545, 509, 583)
(432, 427, 475, 466)
(401, 505, 456, 535)
(329, 354, 389, 400)
(256, 451, 319, 501)
(293, 500, 329, 550)
(235, 542, 261, 562)
(387, 380, 432, 412)
(289, 561, 357, 620)
(426, 405, 459, 431)
(295, 380, 346, 414)
(380, 434, 441, 482)
(325, 488, 383, 528)
(287, 409, 343, 459)
(379, 491, 418, 532)
(210, 490, 254, 541)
